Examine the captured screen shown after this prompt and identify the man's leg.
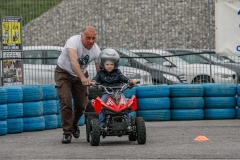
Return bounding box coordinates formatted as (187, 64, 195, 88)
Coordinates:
(54, 66, 74, 143)
(71, 75, 89, 138)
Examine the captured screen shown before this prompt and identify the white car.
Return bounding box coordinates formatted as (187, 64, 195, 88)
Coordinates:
(23, 46, 152, 85)
(131, 49, 237, 84)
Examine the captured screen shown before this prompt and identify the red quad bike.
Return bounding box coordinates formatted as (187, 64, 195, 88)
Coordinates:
(86, 82, 146, 146)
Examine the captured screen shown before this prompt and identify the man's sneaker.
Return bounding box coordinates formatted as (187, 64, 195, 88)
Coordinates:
(72, 126, 80, 138)
(62, 134, 72, 144)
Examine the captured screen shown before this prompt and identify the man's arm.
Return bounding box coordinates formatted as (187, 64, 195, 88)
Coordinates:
(95, 62, 100, 71)
(67, 48, 90, 85)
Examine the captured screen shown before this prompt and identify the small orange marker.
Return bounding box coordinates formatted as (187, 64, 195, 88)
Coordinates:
(194, 135, 209, 141)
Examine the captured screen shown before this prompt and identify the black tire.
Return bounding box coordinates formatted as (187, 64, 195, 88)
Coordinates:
(84, 112, 99, 124)
(86, 116, 93, 142)
(88, 87, 103, 100)
(128, 134, 137, 141)
(136, 117, 146, 144)
(85, 101, 95, 112)
(192, 75, 214, 84)
(89, 118, 101, 146)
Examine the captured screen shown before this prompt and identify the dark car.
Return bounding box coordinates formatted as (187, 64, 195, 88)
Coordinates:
(165, 49, 240, 83)
(101, 47, 187, 84)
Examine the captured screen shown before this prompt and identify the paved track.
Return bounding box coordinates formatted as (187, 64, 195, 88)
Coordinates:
(1, 119, 240, 159)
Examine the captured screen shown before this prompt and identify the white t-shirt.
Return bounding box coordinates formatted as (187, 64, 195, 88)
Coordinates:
(57, 35, 101, 76)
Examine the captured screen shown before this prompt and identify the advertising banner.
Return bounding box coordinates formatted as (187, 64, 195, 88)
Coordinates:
(215, 0, 240, 56)
(1, 16, 22, 85)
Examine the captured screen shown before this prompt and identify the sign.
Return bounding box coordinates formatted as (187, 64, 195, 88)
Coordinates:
(1, 16, 22, 85)
(215, 0, 240, 56)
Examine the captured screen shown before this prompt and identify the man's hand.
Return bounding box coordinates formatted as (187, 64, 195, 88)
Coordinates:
(81, 77, 91, 85)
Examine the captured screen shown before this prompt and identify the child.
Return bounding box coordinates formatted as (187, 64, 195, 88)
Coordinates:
(91, 48, 138, 129)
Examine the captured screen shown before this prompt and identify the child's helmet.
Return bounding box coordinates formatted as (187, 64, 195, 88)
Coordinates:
(98, 48, 120, 69)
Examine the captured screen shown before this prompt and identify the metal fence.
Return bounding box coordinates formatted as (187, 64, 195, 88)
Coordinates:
(1, 0, 240, 86)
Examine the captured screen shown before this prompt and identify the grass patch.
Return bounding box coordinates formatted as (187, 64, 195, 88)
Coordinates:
(0, 0, 63, 26)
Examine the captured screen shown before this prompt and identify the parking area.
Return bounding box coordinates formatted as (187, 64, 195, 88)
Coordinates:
(1, 119, 240, 159)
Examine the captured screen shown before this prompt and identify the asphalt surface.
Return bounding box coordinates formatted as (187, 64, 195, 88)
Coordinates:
(1, 119, 240, 160)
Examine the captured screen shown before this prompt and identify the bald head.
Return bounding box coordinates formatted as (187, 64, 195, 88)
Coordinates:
(82, 26, 96, 35)
(81, 26, 97, 50)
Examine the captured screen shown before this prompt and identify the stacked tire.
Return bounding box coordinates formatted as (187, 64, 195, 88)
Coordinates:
(5, 86, 24, 134)
(0, 87, 8, 136)
(169, 84, 204, 120)
(135, 85, 171, 121)
(202, 83, 237, 119)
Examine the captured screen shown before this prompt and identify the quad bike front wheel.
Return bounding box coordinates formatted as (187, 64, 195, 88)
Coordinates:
(86, 116, 93, 142)
(136, 117, 146, 144)
(89, 118, 101, 146)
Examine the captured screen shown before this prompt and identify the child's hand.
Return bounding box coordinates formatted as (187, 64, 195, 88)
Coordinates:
(90, 81, 96, 85)
(130, 79, 138, 85)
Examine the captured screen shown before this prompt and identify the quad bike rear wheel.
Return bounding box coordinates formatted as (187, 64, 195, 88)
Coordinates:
(136, 117, 146, 144)
(89, 118, 101, 146)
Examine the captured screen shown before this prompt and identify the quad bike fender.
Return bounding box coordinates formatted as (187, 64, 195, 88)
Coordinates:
(91, 96, 106, 114)
(128, 95, 137, 112)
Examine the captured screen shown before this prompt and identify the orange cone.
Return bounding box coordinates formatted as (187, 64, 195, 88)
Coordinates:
(194, 135, 209, 141)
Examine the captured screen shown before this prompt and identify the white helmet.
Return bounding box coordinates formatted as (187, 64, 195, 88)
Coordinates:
(99, 48, 120, 69)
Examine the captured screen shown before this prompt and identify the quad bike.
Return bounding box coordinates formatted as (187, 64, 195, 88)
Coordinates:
(86, 82, 146, 146)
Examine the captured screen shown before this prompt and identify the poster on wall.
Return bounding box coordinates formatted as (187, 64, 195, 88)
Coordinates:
(215, 0, 240, 56)
(1, 16, 22, 85)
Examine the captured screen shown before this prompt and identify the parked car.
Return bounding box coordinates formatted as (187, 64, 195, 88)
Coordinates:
(22, 46, 153, 85)
(165, 49, 240, 83)
(101, 47, 187, 84)
(131, 49, 237, 84)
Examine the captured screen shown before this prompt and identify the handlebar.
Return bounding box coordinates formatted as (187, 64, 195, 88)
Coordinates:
(91, 81, 140, 95)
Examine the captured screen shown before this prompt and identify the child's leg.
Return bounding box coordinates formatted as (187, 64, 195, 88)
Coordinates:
(99, 94, 109, 127)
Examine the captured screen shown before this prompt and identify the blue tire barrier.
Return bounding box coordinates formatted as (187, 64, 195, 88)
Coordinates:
(204, 108, 236, 119)
(57, 114, 62, 128)
(237, 108, 240, 119)
(38, 85, 57, 100)
(123, 87, 137, 98)
(3, 86, 23, 103)
(136, 85, 170, 98)
(21, 85, 43, 102)
(7, 103, 23, 118)
(237, 85, 240, 95)
(137, 97, 170, 110)
(78, 114, 85, 126)
(23, 101, 43, 118)
(0, 104, 7, 121)
(55, 87, 59, 99)
(204, 97, 236, 108)
(202, 83, 237, 97)
(130, 111, 137, 117)
(42, 100, 57, 115)
(0, 87, 7, 104)
(171, 109, 204, 120)
(7, 118, 23, 134)
(170, 97, 204, 109)
(136, 109, 171, 121)
(44, 115, 58, 130)
(169, 84, 204, 97)
(23, 116, 45, 132)
(0, 121, 7, 136)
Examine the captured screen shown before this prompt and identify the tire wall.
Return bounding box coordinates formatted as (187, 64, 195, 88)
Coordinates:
(0, 83, 238, 136)
(0, 84, 85, 136)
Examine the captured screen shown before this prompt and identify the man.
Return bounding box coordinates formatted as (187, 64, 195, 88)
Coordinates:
(54, 26, 100, 144)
